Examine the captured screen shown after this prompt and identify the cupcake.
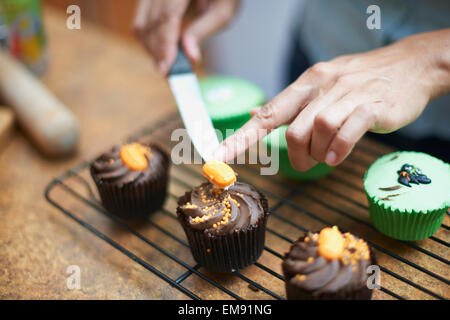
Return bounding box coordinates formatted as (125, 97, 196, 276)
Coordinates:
(199, 75, 265, 140)
(282, 227, 375, 300)
(263, 125, 333, 180)
(364, 151, 449, 241)
(90, 142, 169, 219)
(176, 181, 269, 272)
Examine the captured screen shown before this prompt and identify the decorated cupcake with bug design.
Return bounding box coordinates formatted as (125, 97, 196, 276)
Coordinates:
(90, 142, 169, 219)
(364, 151, 449, 241)
(176, 161, 269, 272)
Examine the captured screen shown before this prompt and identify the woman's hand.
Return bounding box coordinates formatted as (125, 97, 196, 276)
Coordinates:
(134, 0, 239, 75)
(215, 29, 450, 171)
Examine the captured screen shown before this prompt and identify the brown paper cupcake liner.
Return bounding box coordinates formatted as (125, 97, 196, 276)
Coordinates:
(176, 189, 269, 273)
(91, 144, 170, 219)
(283, 233, 376, 300)
(285, 281, 373, 300)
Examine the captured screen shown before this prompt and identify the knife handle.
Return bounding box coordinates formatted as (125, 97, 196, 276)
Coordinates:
(169, 46, 192, 75)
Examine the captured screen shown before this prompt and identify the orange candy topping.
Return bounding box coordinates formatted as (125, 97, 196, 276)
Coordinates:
(119, 143, 152, 171)
(202, 161, 236, 189)
(317, 226, 345, 260)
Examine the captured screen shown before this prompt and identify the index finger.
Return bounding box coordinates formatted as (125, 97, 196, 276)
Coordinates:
(214, 82, 315, 162)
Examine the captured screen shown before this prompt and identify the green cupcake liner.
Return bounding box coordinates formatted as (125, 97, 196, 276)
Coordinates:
(199, 75, 265, 140)
(363, 151, 449, 241)
(264, 125, 334, 180)
(366, 194, 447, 241)
(276, 149, 334, 180)
(212, 114, 251, 141)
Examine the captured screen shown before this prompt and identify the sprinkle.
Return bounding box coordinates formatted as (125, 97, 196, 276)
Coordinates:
(337, 231, 371, 265)
(184, 203, 198, 209)
(389, 155, 399, 161)
(295, 274, 306, 281)
(379, 185, 402, 191)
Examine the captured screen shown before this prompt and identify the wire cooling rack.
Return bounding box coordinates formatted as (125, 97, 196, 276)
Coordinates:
(45, 113, 449, 300)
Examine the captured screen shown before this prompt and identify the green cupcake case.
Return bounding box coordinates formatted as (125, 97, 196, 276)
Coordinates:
(199, 75, 265, 140)
(363, 151, 449, 241)
(263, 125, 334, 180)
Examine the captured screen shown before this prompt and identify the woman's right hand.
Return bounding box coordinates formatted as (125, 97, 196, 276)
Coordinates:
(133, 0, 239, 75)
(214, 29, 450, 170)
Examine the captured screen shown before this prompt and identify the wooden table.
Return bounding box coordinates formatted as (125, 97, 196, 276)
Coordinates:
(0, 8, 448, 300)
(0, 7, 182, 299)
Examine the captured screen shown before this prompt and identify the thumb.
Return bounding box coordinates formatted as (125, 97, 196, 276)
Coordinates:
(182, 32, 202, 63)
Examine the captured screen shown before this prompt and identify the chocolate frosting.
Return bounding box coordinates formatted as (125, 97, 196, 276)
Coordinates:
(91, 144, 165, 185)
(282, 231, 372, 296)
(179, 182, 265, 235)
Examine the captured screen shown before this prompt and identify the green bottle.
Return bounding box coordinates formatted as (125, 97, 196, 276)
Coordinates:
(1, 0, 47, 75)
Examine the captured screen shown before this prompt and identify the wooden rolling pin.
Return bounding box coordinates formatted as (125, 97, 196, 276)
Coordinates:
(0, 50, 79, 156)
(0, 106, 14, 152)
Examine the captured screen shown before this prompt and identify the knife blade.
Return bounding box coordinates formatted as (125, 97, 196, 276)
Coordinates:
(168, 47, 219, 162)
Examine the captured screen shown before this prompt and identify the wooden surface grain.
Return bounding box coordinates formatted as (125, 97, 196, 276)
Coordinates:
(0, 7, 448, 300)
(0, 107, 15, 153)
(0, 7, 184, 299)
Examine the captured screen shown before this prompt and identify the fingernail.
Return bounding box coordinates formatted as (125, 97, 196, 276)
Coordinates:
(158, 61, 167, 74)
(191, 46, 202, 62)
(184, 34, 201, 62)
(325, 150, 337, 166)
(250, 107, 260, 116)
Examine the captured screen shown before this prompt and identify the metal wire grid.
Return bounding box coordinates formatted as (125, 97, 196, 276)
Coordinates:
(45, 113, 449, 300)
